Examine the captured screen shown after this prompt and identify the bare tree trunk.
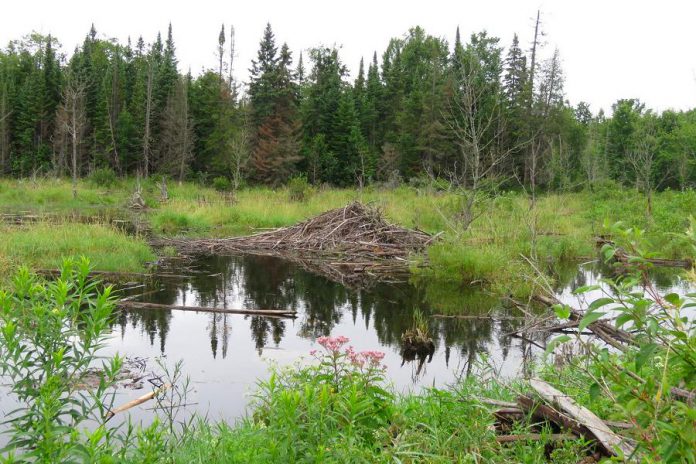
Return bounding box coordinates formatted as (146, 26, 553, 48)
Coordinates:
(108, 61, 121, 174)
(143, 61, 153, 178)
(228, 26, 236, 92)
(524, 10, 542, 185)
(62, 76, 86, 199)
(71, 99, 78, 199)
(0, 86, 10, 175)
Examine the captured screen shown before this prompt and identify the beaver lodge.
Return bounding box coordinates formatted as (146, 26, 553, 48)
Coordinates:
(156, 202, 438, 287)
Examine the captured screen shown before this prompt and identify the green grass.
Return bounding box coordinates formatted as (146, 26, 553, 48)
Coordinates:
(0, 222, 155, 273)
(0, 178, 693, 297)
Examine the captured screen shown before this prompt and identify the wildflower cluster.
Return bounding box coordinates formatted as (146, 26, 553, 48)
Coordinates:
(310, 335, 387, 389)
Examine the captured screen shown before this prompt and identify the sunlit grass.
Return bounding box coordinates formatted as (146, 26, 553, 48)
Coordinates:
(0, 222, 155, 275)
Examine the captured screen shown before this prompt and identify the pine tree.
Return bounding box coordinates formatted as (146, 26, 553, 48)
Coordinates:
(248, 23, 279, 130)
(251, 43, 301, 184)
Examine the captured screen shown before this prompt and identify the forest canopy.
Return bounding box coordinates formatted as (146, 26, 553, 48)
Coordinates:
(0, 22, 694, 191)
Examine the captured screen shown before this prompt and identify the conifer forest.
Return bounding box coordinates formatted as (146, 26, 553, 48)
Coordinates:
(0, 9, 695, 464)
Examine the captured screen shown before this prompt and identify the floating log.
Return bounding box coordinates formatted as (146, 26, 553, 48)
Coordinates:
(529, 379, 636, 458)
(117, 300, 297, 318)
(431, 314, 526, 321)
(594, 237, 693, 269)
(37, 268, 152, 280)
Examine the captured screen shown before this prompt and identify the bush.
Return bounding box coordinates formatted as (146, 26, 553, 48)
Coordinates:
(212, 176, 231, 192)
(88, 167, 118, 188)
(287, 175, 310, 201)
(0, 258, 123, 461)
(549, 227, 696, 462)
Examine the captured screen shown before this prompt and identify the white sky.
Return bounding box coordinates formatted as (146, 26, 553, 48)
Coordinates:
(2, 0, 695, 114)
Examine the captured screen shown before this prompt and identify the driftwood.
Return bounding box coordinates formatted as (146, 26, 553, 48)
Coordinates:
(117, 300, 297, 318)
(496, 433, 576, 444)
(532, 294, 637, 351)
(153, 202, 436, 287)
(106, 383, 170, 420)
(530, 379, 636, 458)
(431, 314, 526, 321)
(37, 268, 152, 280)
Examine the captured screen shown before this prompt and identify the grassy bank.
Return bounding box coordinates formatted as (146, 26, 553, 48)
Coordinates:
(0, 178, 694, 295)
(0, 222, 155, 273)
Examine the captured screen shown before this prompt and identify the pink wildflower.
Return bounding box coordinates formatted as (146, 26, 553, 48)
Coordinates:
(317, 335, 350, 353)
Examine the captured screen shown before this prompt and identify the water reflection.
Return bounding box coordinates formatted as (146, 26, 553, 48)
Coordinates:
(108, 253, 693, 421)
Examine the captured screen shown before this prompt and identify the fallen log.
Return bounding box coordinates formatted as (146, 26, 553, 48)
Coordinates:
(37, 268, 152, 280)
(117, 300, 297, 318)
(594, 238, 693, 269)
(530, 379, 636, 458)
(431, 314, 526, 321)
(496, 433, 576, 444)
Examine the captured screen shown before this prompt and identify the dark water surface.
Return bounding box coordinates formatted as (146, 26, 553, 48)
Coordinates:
(1, 253, 692, 430)
(102, 254, 694, 424)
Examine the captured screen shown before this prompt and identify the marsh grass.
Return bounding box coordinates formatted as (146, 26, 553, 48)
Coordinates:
(0, 178, 693, 296)
(0, 222, 155, 274)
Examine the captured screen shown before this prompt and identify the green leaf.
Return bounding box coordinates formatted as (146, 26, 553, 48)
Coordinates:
(635, 343, 659, 371)
(553, 304, 571, 320)
(588, 297, 614, 311)
(545, 335, 571, 355)
(663, 293, 681, 306)
(579, 311, 606, 331)
(573, 285, 600, 295)
(589, 382, 601, 402)
(615, 313, 634, 328)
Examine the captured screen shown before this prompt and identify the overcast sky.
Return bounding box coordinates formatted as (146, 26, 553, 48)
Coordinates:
(2, 0, 695, 114)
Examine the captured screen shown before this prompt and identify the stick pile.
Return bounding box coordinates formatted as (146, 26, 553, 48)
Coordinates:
(156, 202, 437, 286)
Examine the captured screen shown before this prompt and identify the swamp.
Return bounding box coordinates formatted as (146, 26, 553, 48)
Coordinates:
(1, 5, 696, 461)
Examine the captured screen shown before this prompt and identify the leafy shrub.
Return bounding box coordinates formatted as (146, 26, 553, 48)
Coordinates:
(548, 225, 696, 462)
(88, 167, 118, 188)
(212, 176, 231, 192)
(0, 258, 123, 461)
(248, 336, 393, 460)
(287, 175, 310, 201)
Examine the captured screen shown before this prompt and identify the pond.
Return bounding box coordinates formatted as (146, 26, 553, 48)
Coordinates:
(0, 253, 692, 430)
(104, 254, 693, 424)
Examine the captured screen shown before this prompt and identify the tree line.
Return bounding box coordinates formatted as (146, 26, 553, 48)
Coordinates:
(0, 19, 694, 193)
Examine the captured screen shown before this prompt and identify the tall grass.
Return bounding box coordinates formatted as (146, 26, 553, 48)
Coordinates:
(1, 178, 693, 296)
(0, 222, 155, 273)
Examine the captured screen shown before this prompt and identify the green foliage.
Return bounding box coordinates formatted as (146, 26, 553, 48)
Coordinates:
(88, 167, 118, 188)
(287, 174, 310, 201)
(551, 227, 696, 462)
(211, 176, 231, 192)
(0, 258, 122, 461)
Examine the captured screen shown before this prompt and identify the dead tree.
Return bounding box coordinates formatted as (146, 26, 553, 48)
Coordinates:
(61, 76, 87, 199)
(159, 76, 194, 182)
(627, 118, 658, 217)
(228, 111, 250, 191)
(446, 65, 521, 230)
(143, 60, 154, 178)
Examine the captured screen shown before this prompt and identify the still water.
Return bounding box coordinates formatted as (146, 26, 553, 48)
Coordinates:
(0, 254, 692, 430)
(101, 254, 692, 424)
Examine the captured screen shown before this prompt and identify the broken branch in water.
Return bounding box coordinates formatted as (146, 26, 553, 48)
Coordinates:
(106, 383, 171, 420)
(116, 300, 297, 318)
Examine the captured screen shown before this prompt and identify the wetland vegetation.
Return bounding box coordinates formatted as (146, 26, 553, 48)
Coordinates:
(0, 8, 695, 463)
